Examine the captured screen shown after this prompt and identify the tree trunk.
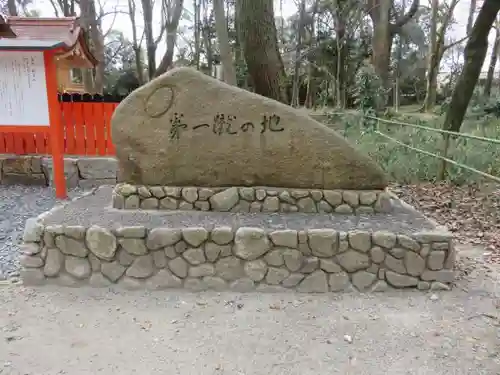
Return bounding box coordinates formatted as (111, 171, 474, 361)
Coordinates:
(236, 0, 288, 103)
(484, 19, 500, 97)
(193, 0, 201, 70)
(443, 0, 500, 133)
(423, 0, 438, 112)
(155, 0, 185, 77)
(466, 0, 477, 35)
(7, 0, 17, 15)
(213, 0, 237, 85)
(141, 0, 156, 79)
(291, 0, 306, 107)
(127, 0, 144, 85)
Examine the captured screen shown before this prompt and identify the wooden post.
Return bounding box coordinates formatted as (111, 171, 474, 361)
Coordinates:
(44, 50, 67, 199)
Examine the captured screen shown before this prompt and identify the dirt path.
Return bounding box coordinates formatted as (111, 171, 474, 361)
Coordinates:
(0, 246, 498, 375)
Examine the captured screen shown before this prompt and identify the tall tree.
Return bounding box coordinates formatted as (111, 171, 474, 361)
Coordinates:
(366, 0, 420, 93)
(155, 0, 185, 77)
(466, 0, 476, 35)
(127, 0, 145, 85)
(236, 0, 288, 103)
(443, 0, 500, 133)
(291, 0, 306, 107)
(422, 0, 463, 112)
(213, 0, 237, 85)
(483, 18, 500, 97)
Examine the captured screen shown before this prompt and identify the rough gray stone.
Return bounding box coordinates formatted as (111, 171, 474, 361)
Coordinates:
(404, 252, 425, 276)
(229, 278, 255, 292)
(397, 234, 421, 251)
(430, 282, 451, 291)
(428, 251, 446, 270)
(152, 251, 167, 268)
(290, 190, 309, 199)
(204, 243, 223, 262)
(119, 238, 147, 255)
(146, 228, 181, 249)
(55, 236, 88, 258)
(63, 225, 86, 240)
(23, 218, 43, 242)
(20, 255, 43, 268)
(336, 250, 370, 272)
(244, 259, 268, 281)
(183, 248, 206, 265)
(432, 242, 451, 250)
(310, 190, 323, 201)
(384, 254, 406, 274)
(308, 229, 338, 257)
(203, 276, 227, 291)
(283, 249, 303, 272)
(264, 249, 285, 266)
(367, 264, 379, 274)
(175, 241, 188, 254)
(239, 187, 255, 201)
(300, 257, 319, 273)
(101, 261, 126, 282)
(43, 232, 56, 248)
(385, 271, 418, 288)
(389, 247, 406, 259)
(146, 269, 182, 290)
(278, 191, 295, 204)
(444, 248, 456, 269)
(420, 244, 431, 258)
(181, 187, 198, 203)
(265, 267, 290, 285)
(211, 227, 234, 245)
(351, 270, 376, 291)
(86, 226, 117, 260)
(255, 189, 266, 200)
(262, 196, 280, 212)
(77, 157, 117, 179)
(323, 190, 342, 206)
(231, 201, 250, 213)
(140, 198, 158, 209)
(89, 273, 112, 287)
(164, 186, 181, 197)
(256, 285, 288, 293)
(372, 231, 397, 249)
(417, 281, 431, 290)
(328, 272, 350, 291)
(234, 227, 270, 260)
(88, 253, 101, 272)
(370, 246, 385, 264)
(297, 270, 328, 293)
(371, 280, 389, 292)
(348, 231, 371, 252)
(65, 256, 91, 279)
(319, 258, 343, 273)
(412, 232, 451, 243)
(282, 273, 304, 287)
(209, 187, 239, 211)
(164, 246, 177, 259)
(194, 201, 210, 211)
(117, 276, 143, 290)
(334, 204, 353, 214)
(215, 257, 243, 281)
(20, 243, 41, 256)
(159, 197, 178, 210)
(126, 255, 154, 278)
(124, 195, 140, 209)
(378, 268, 386, 280)
(115, 226, 146, 239)
(138, 188, 152, 199)
(342, 191, 359, 207)
(149, 186, 166, 199)
(374, 192, 392, 213)
(168, 257, 188, 278)
(188, 264, 215, 277)
(178, 201, 194, 210)
(421, 270, 455, 283)
(355, 206, 375, 214)
(269, 230, 298, 248)
(249, 202, 262, 212)
(197, 188, 214, 200)
(182, 227, 209, 247)
(297, 197, 316, 213)
(43, 248, 64, 277)
(117, 249, 135, 266)
(359, 191, 377, 205)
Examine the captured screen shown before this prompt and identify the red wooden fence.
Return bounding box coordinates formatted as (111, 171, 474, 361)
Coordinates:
(0, 101, 118, 156)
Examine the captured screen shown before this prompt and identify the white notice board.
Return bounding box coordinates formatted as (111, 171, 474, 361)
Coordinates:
(0, 51, 49, 126)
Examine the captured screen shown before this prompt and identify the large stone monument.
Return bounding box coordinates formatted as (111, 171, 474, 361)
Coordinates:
(19, 68, 455, 292)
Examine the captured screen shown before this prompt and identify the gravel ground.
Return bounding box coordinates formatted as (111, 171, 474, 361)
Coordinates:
(0, 185, 86, 279)
(0, 246, 499, 375)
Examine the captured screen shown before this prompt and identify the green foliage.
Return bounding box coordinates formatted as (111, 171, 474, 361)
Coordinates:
(324, 110, 500, 185)
(352, 62, 386, 112)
